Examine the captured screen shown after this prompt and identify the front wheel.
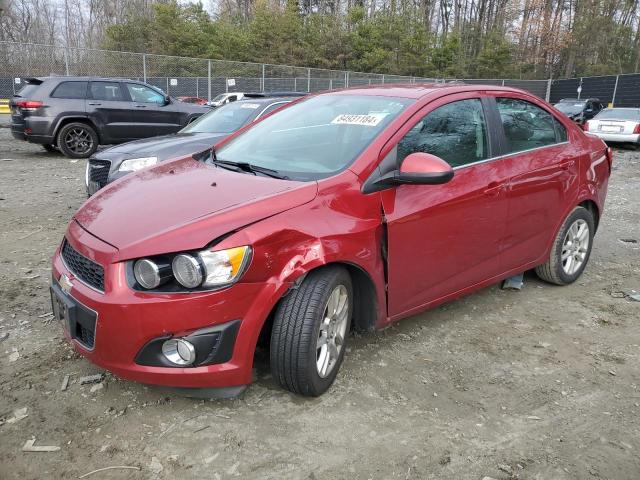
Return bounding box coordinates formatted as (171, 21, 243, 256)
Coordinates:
(270, 266, 352, 396)
(535, 206, 595, 285)
(57, 122, 99, 158)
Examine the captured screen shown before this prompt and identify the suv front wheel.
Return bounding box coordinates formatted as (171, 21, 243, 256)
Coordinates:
(57, 122, 99, 158)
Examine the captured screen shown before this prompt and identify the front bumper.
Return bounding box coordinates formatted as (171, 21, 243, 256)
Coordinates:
(51, 223, 282, 389)
(590, 132, 640, 143)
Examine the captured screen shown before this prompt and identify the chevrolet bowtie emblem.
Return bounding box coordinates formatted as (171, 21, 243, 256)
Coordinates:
(59, 273, 73, 294)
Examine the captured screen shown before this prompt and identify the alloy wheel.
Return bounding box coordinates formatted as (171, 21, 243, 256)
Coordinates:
(64, 128, 94, 156)
(561, 219, 590, 275)
(316, 284, 349, 378)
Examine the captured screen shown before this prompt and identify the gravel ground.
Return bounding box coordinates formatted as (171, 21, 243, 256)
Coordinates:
(0, 115, 639, 480)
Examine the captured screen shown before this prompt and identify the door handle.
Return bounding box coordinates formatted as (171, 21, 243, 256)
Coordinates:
(87, 102, 101, 106)
(561, 160, 576, 171)
(135, 104, 147, 108)
(483, 182, 504, 197)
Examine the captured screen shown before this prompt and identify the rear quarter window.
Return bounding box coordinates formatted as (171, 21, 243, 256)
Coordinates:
(15, 84, 41, 98)
(50, 81, 88, 99)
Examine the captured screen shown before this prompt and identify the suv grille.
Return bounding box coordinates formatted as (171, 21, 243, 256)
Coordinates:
(88, 159, 111, 188)
(61, 240, 105, 292)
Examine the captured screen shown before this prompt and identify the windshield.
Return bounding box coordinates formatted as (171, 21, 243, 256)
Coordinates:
(595, 108, 640, 121)
(181, 101, 262, 134)
(554, 102, 585, 115)
(211, 94, 226, 102)
(216, 94, 413, 181)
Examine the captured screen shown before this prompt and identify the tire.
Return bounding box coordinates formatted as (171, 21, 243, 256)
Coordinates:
(42, 144, 57, 153)
(57, 122, 99, 159)
(270, 266, 353, 396)
(535, 206, 595, 285)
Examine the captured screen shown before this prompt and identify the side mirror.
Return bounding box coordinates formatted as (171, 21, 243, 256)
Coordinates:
(163, 95, 171, 106)
(397, 152, 454, 185)
(364, 152, 454, 193)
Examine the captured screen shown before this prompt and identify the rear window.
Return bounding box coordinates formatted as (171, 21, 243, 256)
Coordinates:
(595, 109, 640, 121)
(51, 81, 88, 99)
(15, 84, 41, 98)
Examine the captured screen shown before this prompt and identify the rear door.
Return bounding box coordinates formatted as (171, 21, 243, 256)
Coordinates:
(382, 94, 510, 318)
(489, 94, 580, 271)
(87, 81, 132, 143)
(124, 82, 182, 137)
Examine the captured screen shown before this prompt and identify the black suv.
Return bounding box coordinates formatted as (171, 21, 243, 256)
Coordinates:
(553, 98, 604, 125)
(10, 77, 208, 158)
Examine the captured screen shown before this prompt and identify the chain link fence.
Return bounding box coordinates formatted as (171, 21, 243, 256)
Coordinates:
(2, 41, 639, 108)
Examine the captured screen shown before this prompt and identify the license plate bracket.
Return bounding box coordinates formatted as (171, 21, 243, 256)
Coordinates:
(50, 283, 76, 333)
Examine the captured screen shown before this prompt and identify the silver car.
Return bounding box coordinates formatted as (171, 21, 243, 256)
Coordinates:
(585, 108, 640, 145)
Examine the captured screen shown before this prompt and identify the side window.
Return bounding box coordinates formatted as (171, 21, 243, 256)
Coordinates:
(228, 95, 238, 103)
(554, 118, 567, 142)
(126, 83, 165, 104)
(397, 99, 488, 168)
(258, 102, 287, 118)
(50, 81, 88, 99)
(496, 98, 558, 153)
(90, 81, 124, 101)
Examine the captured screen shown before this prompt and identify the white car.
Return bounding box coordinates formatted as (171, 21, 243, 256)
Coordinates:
(585, 108, 640, 146)
(207, 92, 245, 108)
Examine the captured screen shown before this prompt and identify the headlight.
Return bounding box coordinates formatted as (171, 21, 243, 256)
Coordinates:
(172, 254, 203, 288)
(133, 258, 171, 289)
(199, 246, 251, 288)
(118, 156, 158, 172)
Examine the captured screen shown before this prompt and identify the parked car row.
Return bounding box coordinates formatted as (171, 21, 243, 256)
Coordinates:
(47, 81, 612, 398)
(553, 97, 640, 148)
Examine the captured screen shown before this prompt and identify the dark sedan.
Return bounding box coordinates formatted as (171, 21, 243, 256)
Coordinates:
(85, 94, 301, 195)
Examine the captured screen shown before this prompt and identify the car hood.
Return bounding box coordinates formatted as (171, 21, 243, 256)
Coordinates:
(73, 157, 318, 261)
(95, 133, 227, 163)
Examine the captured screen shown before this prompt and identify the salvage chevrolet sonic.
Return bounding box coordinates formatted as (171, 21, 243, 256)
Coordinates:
(51, 84, 611, 397)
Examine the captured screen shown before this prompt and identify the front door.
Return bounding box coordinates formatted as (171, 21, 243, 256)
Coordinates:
(382, 95, 510, 318)
(124, 83, 182, 138)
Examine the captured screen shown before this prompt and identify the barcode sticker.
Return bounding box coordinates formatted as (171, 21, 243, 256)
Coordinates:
(331, 113, 387, 126)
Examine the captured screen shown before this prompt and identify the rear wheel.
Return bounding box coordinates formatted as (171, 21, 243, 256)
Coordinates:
(535, 206, 595, 285)
(270, 267, 352, 396)
(57, 122, 98, 158)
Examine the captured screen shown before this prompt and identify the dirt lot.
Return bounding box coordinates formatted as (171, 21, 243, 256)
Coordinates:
(0, 116, 639, 480)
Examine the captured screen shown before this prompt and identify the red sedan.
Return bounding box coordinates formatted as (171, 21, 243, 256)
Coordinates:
(51, 84, 611, 397)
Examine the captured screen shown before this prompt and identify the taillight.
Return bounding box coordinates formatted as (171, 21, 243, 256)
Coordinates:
(605, 147, 613, 170)
(633, 123, 640, 134)
(15, 100, 43, 111)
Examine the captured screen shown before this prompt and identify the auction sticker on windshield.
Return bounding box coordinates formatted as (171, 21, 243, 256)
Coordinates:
(331, 113, 387, 126)
(240, 103, 261, 109)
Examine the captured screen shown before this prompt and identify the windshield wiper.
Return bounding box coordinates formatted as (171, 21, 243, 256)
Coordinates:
(211, 158, 289, 180)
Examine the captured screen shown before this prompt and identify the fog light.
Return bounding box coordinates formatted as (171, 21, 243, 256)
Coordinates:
(162, 338, 196, 366)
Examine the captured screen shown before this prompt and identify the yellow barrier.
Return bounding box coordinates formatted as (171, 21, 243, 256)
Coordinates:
(0, 99, 10, 114)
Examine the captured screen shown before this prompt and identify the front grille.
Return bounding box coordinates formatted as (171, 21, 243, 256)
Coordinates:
(61, 240, 105, 292)
(88, 159, 111, 188)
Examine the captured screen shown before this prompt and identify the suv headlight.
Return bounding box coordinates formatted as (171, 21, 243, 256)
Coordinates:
(132, 246, 252, 291)
(118, 156, 158, 172)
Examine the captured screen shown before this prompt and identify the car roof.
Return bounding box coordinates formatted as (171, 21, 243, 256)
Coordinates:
(235, 96, 296, 105)
(30, 76, 156, 83)
(321, 83, 541, 99)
